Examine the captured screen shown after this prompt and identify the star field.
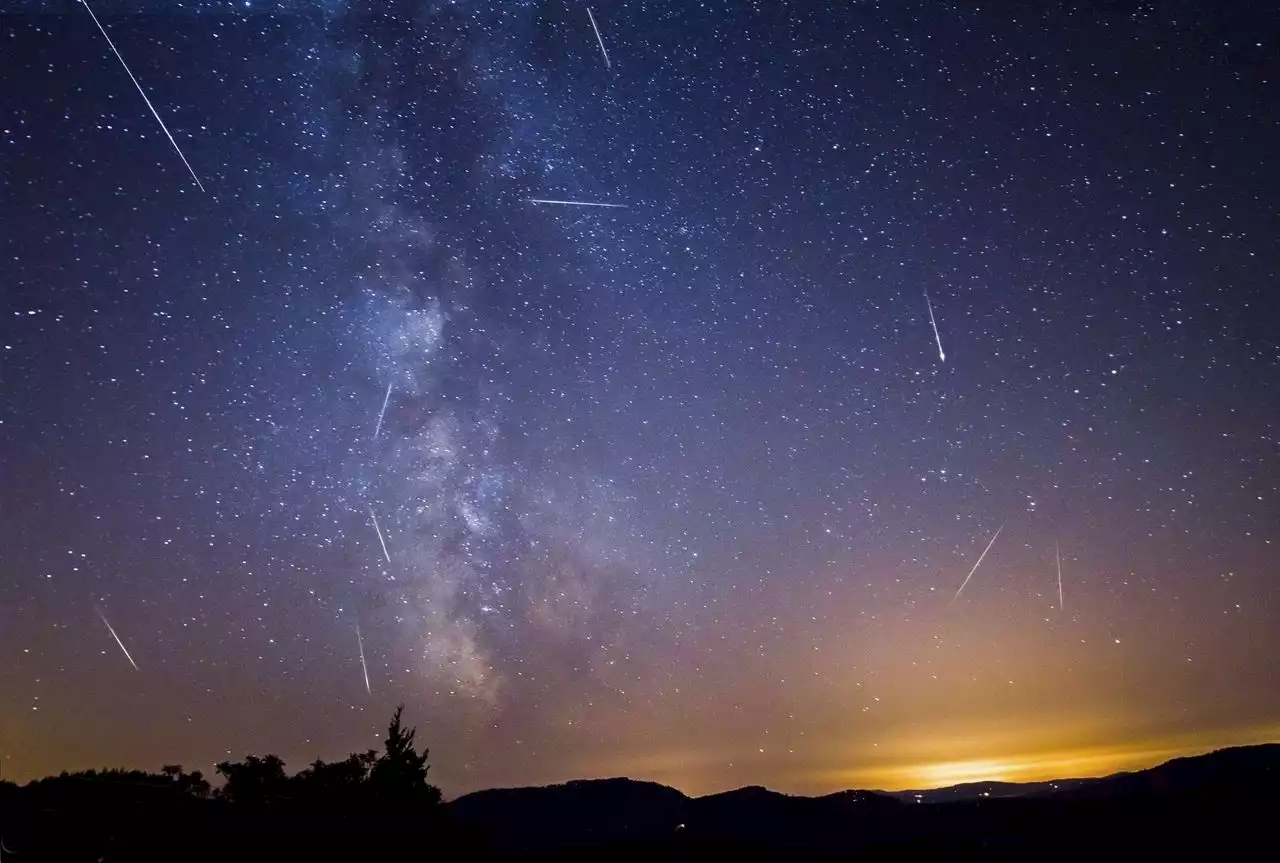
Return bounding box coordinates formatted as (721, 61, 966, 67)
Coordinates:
(1, 1, 1278, 796)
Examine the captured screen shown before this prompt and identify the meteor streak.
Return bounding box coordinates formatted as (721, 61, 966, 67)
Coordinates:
(356, 623, 371, 695)
(586, 7, 611, 69)
(373, 380, 392, 441)
(370, 507, 391, 563)
(925, 288, 946, 362)
(526, 198, 627, 208)
(1055, 541, 1064, 610)
(95, 606, 139, 670)
(951, 521, 1005, 604)
(79, 0, 205, 193)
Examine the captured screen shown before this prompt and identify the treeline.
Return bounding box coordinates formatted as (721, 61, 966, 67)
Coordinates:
(212, 705, 441, 807)
(0, 706, 480, 862)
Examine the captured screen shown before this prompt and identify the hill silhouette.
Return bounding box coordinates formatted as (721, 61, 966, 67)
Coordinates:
(880, 777, 1095, 803)
(446, 743, 1280, 856)
(2, 735, 1277, 860)
(449, 777, 688, 846)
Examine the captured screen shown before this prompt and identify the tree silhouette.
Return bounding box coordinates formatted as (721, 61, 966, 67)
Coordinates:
(209, 708, 440, 810)
(215, 754, 290, 805)
(178, 769, 211, 798)
(367, 704, 442, 806)
(293, 750, 378, 803)
(162, 763, 211, 798)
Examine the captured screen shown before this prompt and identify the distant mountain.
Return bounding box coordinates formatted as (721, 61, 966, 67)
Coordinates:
(1045, 743, 1280, 802)
(449, 777, 689, 846)
(446, 743, 1280, 852)
(882, 777, 1096, 803)
(686, 784, 902, 846)
(448, 778, 902, 848)
(870, 744, 1280, 804)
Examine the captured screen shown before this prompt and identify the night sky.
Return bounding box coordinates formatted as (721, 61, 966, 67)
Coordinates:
(2, 0, 1278, 797)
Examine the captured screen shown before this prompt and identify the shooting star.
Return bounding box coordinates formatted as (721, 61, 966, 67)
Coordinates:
(586, 7, 611, 69)
(95, 606, 139, 671)
(356, 622, 371, 695)
(925, 288, 946, 362)
(369, 506, 391, 563)
(526, 198, 627, 208)
(951, 521, 1005, 604)
(1055, 541, 1064, 610)
(79, 0, 204, 193)
(373, 380, 392, 441)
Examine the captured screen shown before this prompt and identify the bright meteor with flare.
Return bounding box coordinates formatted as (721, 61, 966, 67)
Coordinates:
(79, 0, 205, 193)
(586, 7, 612, 70)
(95, 606, 139, 671)
(526, 198, 627, 208)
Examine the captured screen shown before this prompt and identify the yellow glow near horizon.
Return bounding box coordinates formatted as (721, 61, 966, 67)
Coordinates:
(915, 758, 1019, 787)
(815, 724, 1280, 792)
(562, 723, 1280, 800)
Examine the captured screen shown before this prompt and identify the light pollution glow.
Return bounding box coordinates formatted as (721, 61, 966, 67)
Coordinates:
(553, 719, 1280, 798)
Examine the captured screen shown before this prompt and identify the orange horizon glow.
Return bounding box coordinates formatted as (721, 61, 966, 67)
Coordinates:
(560, 723, 1280, 799)
(833, 723, 1280, 792)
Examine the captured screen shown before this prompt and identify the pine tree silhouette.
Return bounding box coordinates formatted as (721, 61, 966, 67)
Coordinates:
(368, 704, 441, 806)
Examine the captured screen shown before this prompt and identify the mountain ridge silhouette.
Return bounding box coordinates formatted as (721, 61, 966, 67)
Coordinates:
(445, 742, 1280, 853)
(2, 741, 1277, 859)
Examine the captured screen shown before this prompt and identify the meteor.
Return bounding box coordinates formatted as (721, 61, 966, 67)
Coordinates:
(1055, 541, 1064, 610)
(369, 506, 391, 563)
(95, 606, 139, 671)
(373, 380, 392, 441)
(526, 198, 627, 208)
(79, 0, 205, 193)
(586, 7, 611, 69)
(925, 288, 946, 363)
(951, 521, 1005, 604)
(356, 623, 371, 695)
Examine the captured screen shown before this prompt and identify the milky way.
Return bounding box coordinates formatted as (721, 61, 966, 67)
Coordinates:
(2, 1, 1278, 796)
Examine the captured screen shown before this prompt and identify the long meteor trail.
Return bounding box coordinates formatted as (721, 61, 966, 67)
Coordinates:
(95, 606, 139, 670)
(951, 521, 1005, 604)
(369, 507, 391, 563)
(586, 7, 611, 69)
(373, 380, 392, 441)
(356, 623, 371, 695)
(1055, 541, 1064, 610)
(80, 0, 205, 193)
(526, 198, 627, 208)
(925, 289, 946, 362)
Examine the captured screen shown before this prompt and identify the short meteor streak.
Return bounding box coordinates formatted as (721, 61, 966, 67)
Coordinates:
(369, 507, 391, 563)
(586, 7, 611, 69)
(1055, 541, 1064, 610)
(95, 606, 139, 670)
(526, 198, 627, 208)
(373, 380, 392, 441)
(80, 0, 205, 193)
(951, 521, 1005, 604)
(925, 288, 946, 363)
(356, 623, 371, 695)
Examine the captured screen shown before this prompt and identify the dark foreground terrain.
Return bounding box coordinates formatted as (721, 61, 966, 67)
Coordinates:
(2, 743, 1277, 861)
